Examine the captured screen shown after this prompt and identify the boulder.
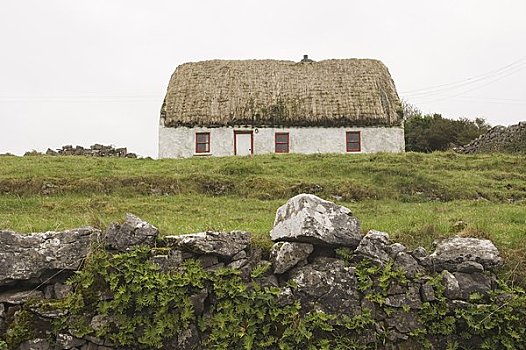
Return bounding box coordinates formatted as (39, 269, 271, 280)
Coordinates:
(270, 242, 314, 274)
(0, 227, 99, 287)
(105, 214, 158, 251)
(429, 237, 502, 272)
(270, 194, 362, 247)
(165, 231, 251, 259)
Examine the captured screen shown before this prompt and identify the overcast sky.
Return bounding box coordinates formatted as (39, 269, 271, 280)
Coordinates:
(1, 0, 525, 157)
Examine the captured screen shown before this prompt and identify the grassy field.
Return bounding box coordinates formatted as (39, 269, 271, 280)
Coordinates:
(0, 152, 525, 282)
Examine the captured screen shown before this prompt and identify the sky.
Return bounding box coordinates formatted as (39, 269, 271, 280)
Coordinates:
(0, 0, 525, 157)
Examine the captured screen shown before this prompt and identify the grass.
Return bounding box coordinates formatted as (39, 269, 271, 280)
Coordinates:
(0, 152, 525, 283)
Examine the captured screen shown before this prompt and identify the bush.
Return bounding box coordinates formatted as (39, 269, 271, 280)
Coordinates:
(402, 101, 491, 152)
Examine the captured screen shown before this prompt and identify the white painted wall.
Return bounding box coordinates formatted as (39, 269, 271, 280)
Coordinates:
(159, 125, 405, 158)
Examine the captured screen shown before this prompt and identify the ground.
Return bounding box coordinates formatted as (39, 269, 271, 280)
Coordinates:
(0, 152, 524, 283)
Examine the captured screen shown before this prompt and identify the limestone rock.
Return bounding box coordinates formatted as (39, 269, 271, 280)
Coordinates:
(151, 250, 186, 272)
(354, 230, 403, 264)
(198, 255, 219, 268)
(270, 242, 314, 274)
(0, 290, 43, 304)
(411, 247, 429, 266)
(420, 282, 436, 302)
(0, 227, 99, 286)
(384, 285, 422, 309)
(90, 314, 111, 332)
(454, 272, 493, 300)
(105, 214, 158, 251)
(173, 323, 200, 350)
(441, 271, 461, 300)
(394, 252, 424, 278)
(56, 333, 86, 349)
(386, 309, 422, 334)
(430, 237, 502, 272)
(16, 338, 50, 350)
(165, 231, 251, 259)
(227, 258, 249, 269)
(190, 289, 208, 316)
(270, 194, 362, 247)
(457, 261, 484, 273)
(288, 257, 361, 315)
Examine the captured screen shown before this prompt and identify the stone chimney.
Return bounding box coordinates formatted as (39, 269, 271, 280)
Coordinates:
(300, 54, 314, 63)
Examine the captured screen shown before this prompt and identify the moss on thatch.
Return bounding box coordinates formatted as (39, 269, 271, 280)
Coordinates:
(161, 59, 402, 128)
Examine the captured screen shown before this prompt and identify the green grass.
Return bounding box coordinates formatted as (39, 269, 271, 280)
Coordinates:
(0, 152, 525, 283)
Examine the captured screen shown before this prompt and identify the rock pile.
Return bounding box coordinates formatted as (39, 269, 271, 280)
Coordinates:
(455, 121, 526, 153)
(0, 195, 510, 350)
(42, 144, 137, 158)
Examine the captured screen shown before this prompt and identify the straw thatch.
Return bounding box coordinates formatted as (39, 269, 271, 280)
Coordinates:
(161, 59, 403, 128)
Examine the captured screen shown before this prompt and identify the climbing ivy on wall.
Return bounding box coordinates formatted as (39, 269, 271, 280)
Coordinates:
(41, 246, 526, 350)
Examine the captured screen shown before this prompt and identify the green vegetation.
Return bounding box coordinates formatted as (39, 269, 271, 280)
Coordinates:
(0, 152, 524, 281)
(57, 247, 206, 347)
(50, 247, 380, 349)
(402, 101, 492, 152)
(40, 247, 525, 349)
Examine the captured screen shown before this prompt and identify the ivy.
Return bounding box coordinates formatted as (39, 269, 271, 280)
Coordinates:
(454, 283, 526, 350)
(48, 246, 526, 350)
(57, 247, 207, 349)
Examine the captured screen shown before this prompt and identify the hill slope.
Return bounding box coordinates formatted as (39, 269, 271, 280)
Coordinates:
(0, 152, 525, 282)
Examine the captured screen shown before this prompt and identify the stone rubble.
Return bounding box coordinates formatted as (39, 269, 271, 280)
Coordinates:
(43, 144, 138, 158)
(455, 121, 526, 154)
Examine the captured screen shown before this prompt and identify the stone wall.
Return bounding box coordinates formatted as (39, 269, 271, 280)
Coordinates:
(40, 144, 137, 158)
(0, 195, 521, 350)
(455, 121, 526, 153)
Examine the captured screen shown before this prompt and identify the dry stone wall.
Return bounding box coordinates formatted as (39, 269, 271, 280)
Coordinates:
(40, 144, 137, 158)
(0, 195, 521, 350)
(455, 121, 526, 153)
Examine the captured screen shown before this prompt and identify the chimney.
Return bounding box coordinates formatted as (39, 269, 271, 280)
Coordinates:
(300, 54, 314, 63)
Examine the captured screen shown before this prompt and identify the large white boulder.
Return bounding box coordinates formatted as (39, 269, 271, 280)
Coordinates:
(270, 194, 362, 247)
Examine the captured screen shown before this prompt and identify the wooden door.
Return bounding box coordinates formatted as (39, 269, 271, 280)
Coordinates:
(234, 130, 253, 156)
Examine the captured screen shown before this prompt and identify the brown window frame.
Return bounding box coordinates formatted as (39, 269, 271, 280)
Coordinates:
(195, 132, 210, 153)
(275, 132, 290, 153)
(346, 131, 361, 152)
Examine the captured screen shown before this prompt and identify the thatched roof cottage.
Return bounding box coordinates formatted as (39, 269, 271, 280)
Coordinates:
(159, 56, 404, 158)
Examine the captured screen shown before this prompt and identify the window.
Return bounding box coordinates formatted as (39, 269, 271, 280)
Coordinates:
(195, 132, 210, 153)
(275, 132, 289, 153)
(346, 131, 361, 152)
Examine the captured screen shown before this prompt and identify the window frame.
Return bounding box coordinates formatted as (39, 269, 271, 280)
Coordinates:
(346, 131, 361, 152)
(195, 132, 211, 154)
(275, 132, 290, 153)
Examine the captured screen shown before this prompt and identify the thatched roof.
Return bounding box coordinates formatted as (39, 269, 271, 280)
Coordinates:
(161, 59, 403, 128)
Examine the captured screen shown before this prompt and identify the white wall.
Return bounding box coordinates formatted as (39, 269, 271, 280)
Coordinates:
(159, 125, 405, 158)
